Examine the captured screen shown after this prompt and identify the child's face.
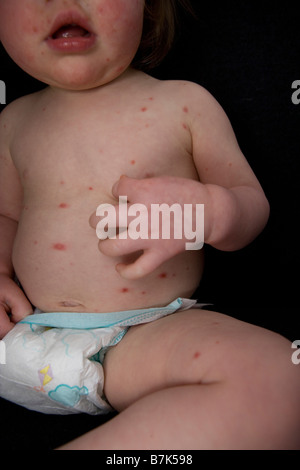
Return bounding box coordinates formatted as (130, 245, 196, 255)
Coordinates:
(0, 0, 145, 90)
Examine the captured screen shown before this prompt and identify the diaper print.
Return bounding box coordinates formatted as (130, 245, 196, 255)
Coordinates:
(48, 384, 89, 408)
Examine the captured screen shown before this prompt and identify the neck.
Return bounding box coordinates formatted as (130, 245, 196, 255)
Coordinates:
(47, 67, 139, 100)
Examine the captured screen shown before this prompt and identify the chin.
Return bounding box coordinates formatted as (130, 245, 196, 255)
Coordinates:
(40, 63, 126, 91)
(51, 79, 103, 91)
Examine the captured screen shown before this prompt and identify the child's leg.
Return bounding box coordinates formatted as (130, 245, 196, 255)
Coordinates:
(59, 309, 300, 450)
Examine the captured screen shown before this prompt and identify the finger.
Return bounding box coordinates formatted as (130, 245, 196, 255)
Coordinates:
(116, 249, 167, 280)
(112, 175, 140, 201)
(98, 235, 145, 257)
(0, 304, 14, 339)
(113, 200, 148, 231)
(89, 211, 98, 229)
(90, 202, 119, 230)
(112, 175, 129, 197)
(6, 288, 33, 323)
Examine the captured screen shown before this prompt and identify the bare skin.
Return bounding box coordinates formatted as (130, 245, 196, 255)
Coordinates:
(60, 309, 300, 450)
(0, 0, 299, 449)
(1, 72, 206, 316)
(0, 69, 268, 323)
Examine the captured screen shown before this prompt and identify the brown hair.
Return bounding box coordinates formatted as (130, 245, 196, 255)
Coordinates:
(132, 0, 193, 71)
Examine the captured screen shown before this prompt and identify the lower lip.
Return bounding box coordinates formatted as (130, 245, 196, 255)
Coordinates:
(46, 34, 96, 53)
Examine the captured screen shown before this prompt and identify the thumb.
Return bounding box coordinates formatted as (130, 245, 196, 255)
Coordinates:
(112, 175, 133, 199)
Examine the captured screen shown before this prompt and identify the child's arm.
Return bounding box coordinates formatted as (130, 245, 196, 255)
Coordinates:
(0, 109, 33, 339)
(185, 83, 270, 251)
(90, 83, 270, 279)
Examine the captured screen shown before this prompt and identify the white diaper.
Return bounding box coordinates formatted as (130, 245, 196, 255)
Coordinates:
(0, 298, 199, 415)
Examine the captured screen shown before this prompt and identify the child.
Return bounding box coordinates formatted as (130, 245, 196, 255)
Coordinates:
(0, 0, 299, 449)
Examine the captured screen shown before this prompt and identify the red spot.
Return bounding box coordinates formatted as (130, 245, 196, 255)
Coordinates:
(215, 340, 220, 345)
(33, 240, 38, 245)
(60, 181, 65, 185)
(88, 187, 94, 191)
(116, 66, 125, 74)
(193, 352, 201, 359)
(159, 272, 167, 279)
(130, 160, 136, 165)
(183, 106, 189, 113)
(141, 107, 148, 112)
(53, 243, 67, 251)
(148, 97, 154, 101)
(182, 123, 187, 130)
(121, 288, 129, 293)
(59, 203, 69, 209)
(141, 291, 146, 295)
(106, 57, 111, 62)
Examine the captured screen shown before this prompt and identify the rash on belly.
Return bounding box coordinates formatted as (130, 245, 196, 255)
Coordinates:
(52, 243, 67, 251)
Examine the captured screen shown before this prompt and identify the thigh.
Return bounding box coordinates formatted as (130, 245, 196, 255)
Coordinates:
(103, 308, 291, 411)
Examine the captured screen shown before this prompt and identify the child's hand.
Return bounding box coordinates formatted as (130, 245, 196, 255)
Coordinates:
(0, 275, 33, 339)
(90, 175, 205, 280)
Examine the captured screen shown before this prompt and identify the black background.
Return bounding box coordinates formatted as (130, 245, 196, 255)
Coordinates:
(0, 1, 299, 449)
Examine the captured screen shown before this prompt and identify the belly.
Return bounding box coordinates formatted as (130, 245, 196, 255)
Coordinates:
(12, 205, 204, 313)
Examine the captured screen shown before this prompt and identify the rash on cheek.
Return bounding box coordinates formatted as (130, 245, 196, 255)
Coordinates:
(0, 5, 41, 67)
(97, 0, 143, 38)
(18, 4, 40, 35)
(98, 0, 141, 18)
(158, 272, 168, 279)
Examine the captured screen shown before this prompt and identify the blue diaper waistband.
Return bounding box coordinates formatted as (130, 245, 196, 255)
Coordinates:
(20, 298, 197, 330)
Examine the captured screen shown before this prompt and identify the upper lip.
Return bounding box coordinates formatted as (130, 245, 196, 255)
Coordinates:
(47, 10, 94, 39)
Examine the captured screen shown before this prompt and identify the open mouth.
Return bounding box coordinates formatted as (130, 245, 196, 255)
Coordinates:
(52, 23, 91, 39)
(46, 11, 96, 52)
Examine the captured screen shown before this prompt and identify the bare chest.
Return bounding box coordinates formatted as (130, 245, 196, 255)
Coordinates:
(11, 102, 197, 201)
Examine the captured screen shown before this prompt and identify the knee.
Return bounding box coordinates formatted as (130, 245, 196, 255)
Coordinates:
(226, 330, 300, 449)
(263, 335, 300, 448)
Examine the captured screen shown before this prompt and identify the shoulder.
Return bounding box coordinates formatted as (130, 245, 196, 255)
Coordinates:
(147, 77, 228, 121)
(152, 78, 218, 104)
(0, 90, 45, 139)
